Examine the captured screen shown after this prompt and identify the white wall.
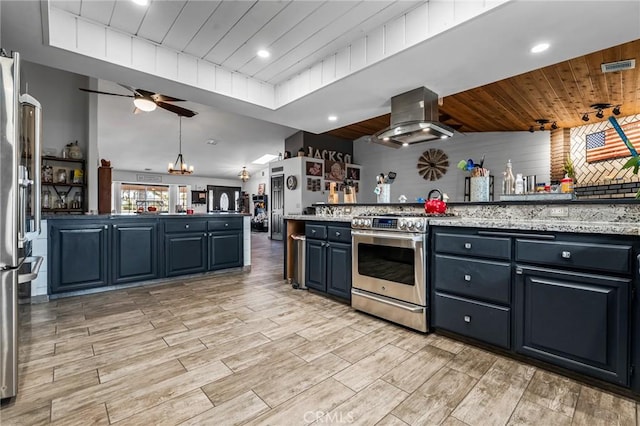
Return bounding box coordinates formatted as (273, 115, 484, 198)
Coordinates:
(355, 131, 550, 203)
(244, 166, 270, 197)
(21, 61, 90, 156)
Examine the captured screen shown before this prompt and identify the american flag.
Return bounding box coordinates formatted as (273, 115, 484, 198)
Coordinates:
(586, 120, 640, 163)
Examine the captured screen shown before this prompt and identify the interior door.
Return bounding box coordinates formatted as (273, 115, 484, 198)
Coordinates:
(270, 175, 284, 241)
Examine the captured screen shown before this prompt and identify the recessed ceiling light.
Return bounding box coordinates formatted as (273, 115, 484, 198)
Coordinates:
(530, 42, 550, 53)
(257, 49, 270, 59)
(252, 154, 279, 165)
(328, 115, 337, 122)
(206, 139, 218, 145)
(144, 168, 152, 171)
(131, 0, 148, 6)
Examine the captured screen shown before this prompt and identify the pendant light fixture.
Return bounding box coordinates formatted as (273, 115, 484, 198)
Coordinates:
(238, 166, 251, 182)
(168, 116, 194, 175)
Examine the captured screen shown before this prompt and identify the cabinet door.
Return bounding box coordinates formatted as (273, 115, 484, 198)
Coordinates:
(164, 233, 207, 277)
(305, 239, 326, 292)
(49, 222, 109, 293)
(112, 222, 158, 284)
(515, 266, 630, 386)
(326, 241, 351, 300)
(209, 231, 243, 270)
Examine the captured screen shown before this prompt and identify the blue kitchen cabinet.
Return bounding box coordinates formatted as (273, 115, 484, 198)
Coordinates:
(49, 221, 110, 293)
(112, 221, 159, 284)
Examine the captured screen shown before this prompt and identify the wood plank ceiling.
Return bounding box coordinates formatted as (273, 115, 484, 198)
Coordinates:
(326, 39, 640, 140)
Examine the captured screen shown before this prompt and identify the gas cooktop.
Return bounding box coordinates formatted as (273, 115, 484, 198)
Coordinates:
(351, 212, 455, 232)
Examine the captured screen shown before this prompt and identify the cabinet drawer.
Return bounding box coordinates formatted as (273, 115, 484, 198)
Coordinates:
(208, 218, 242, 231)
(306, 224, 327, 239)
(327, 226, 350, 243)
(434, 292, 511, 349)
(434, 232, 510, 260)
(164, 220, 207, 234)
(516, 239, 631, 274)
(434, 255, 511, 305)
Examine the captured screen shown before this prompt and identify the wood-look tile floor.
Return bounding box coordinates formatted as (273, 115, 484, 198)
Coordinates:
(2, 233, 639, 425)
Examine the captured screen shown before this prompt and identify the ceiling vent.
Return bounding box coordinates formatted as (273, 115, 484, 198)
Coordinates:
(601, 59, 636, 73)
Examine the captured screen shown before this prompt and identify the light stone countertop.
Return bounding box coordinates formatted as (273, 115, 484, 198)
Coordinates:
(428, 217, 640, 236)
(284, 215, 352, 223)
(283, 215, 640, 235)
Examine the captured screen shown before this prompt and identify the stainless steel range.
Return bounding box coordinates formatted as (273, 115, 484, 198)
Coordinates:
(351, 214, 430, 332)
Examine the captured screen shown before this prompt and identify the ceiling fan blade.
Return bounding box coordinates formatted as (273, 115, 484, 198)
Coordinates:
(79, 88, 133, 98)
(118, 83, 138, 94)
(152, 94, 184, 103)
(134, 88, 156, 98)
(156, 101, 198, 118)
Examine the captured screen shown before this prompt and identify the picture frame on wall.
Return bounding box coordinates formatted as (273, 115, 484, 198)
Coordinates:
(306, 161, 323, 176)
(325, 160, 345, 182)
(258, 183, 265, 195)
(346, 166, 360, 180)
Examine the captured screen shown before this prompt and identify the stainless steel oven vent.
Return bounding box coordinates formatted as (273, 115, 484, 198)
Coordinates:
(372, 87, 454, 148)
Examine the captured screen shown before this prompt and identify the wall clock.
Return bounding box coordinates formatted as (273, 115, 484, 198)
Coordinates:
(286, 175, 297, 190)
(417, 149, 449, 181)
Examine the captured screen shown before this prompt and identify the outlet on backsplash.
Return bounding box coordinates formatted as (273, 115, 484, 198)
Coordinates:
(547, 207, 569, 217)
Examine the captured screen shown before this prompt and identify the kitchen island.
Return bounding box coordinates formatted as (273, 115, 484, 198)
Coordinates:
(284, 199, 640, 398)
(31, 213, 251, 299)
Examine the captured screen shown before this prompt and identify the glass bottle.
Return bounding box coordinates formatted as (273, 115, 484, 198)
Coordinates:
(515, 173, 524, 194)
(42, 189, 51, 209)
(503, 159, 515, 195)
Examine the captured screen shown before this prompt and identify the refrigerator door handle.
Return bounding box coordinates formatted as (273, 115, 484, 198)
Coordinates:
(17, 256, 43, 284)
(19, 94, 42, 243)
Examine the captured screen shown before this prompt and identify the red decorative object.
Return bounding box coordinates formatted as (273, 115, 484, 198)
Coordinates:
(425, 189, 447, 214)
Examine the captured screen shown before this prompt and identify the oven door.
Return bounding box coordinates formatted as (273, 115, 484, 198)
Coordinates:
(352, 229, 426, 306)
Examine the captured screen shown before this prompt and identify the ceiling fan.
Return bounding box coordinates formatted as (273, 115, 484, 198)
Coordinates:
(79, 84, 198, 117)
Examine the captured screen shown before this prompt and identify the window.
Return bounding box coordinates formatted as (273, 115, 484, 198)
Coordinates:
(178, 186, 188, 212)
(120, 184, 169, 213)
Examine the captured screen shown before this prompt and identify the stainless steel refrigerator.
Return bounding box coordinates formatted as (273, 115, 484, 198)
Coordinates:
(1, 50, 43, 400)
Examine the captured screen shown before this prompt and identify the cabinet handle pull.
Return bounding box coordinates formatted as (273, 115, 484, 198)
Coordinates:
(464, 315, 471, 323)
(204, 233, 208, 236)
(464, 274, 471, 282)
(464, 242, 472, 249)
(104, 225, 108, 229)
(320, 242, 325, 247)
(185, 224, 190, 229)
(311, 229, 316, 233)
(561, 251, 571, 259)
(326, 243, 330, 248)
(336, 231, 341, 236)
(113, 225, 117, 229)
(225, 223, 228, 227)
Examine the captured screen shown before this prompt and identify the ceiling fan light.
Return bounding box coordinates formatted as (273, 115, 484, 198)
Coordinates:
(134, 97, 156, 112)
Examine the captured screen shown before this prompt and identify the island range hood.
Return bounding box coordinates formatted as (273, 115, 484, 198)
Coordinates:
(373, 87, 454, 148)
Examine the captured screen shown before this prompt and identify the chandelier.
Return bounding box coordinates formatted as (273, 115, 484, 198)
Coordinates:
(168, 116, 193, 175)
(238, 166, 251, 182)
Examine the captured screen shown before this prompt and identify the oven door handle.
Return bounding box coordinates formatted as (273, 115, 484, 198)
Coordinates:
(351, 289, 424, 313)
(351, 230, 423, 242)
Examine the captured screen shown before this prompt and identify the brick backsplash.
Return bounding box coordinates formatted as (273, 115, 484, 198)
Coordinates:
(575, 181, 640, 199)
